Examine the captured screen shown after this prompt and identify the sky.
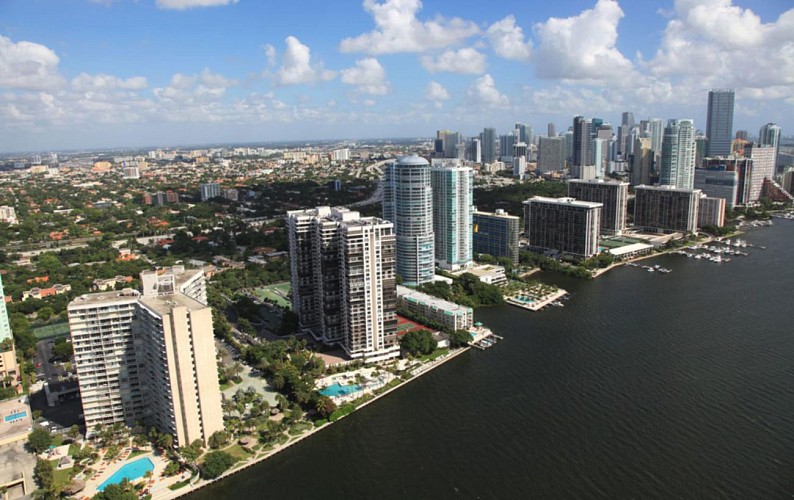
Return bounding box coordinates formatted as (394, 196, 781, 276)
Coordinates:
(0, 0, 793, 152)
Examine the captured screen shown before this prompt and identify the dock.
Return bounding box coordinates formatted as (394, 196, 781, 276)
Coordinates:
(468, 325, 503, 350)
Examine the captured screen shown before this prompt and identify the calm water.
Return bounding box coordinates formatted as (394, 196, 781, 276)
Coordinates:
(194, 221, 794, 499)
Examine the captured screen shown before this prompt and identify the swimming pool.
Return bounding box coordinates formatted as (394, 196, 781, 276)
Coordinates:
(98, 457, 154, 491)
(4, 411, 26, 423)
(320, 383, 362, 397)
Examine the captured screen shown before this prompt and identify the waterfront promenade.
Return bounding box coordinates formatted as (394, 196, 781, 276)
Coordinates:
(155, 345, 471, 500)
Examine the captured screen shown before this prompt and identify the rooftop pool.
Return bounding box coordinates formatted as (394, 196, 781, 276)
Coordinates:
(320, 383, 362, 397)
(3, 411, 26, 423)
(98, 457, 154, 491)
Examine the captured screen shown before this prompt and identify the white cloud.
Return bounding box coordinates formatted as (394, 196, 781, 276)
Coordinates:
(0, 35, 65, 90)
(340, 0, 479, 54)
(465, 74, 508, 107)
(275, 36, 335, 86)
(532, 0, 632, 81)
(647, 0, 794, 95)
(486, 15, 532, 61)
(156, 0, 238, 10)
(262, 44, 277, 67)
(424, 81, 449, 109)
(71, 73, 147, 91)
(341, 57, 390, 95)
(420, 48, 486, 74)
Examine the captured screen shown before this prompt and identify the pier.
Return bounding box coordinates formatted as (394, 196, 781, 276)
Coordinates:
(468, 325, 503, 350)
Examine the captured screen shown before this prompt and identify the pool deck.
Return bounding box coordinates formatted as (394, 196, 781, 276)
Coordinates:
(81, 450, 167, 499)
(505, 288, 567, 311)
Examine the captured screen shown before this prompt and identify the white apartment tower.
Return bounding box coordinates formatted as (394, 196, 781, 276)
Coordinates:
(68, 269, 222, 447)
(660, 119, 696, 189)
(383, 155, 435, 286)
(430, 159, 473, 271)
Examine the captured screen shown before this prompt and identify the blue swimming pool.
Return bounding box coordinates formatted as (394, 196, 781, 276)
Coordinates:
(320, 382, 362, 397)
(3, 411, 26, 423)
(98, 457, 154, 491)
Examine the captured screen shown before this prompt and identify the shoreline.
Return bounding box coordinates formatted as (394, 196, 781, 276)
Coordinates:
(160, 346, 472, 499)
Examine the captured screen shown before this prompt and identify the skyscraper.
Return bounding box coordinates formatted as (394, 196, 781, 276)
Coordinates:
(572, 115, 593, 169)
(706, 89, 735, 157)
(631, 137, 653, 187)
(68, 269, 223, 446)
(499, 133, 516, 161)
(480, 128, 497, 163)
(633, 185, 701, 234)
(472, 209, 520, 265)
(547, 123, 556, 139)
(744, 143, 777, 202)
(383, 155, 435, 285)
(538, 137, 566, 173)
(515, 123, 533, 145)
(660, 119, 696, 189)
(287, 207, 399, 361)
(759, 123, 782, 169)
(567, 179, 629, 235)
(431, 159, 473, 271)
(200, 182, 220, 201)
(524, 197, 602, 259)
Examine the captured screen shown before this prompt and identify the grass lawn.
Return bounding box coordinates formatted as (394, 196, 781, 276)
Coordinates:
(252, 282, 291, 309)
(52, 467, 74, 489)
(68, 443, 81, 457)
(219, 380, 239, 391)
(419, 348, 449, 362)
(32, 321, 70, 339)
(288, 422, 312, 436)
(276, 433, 289, 445)
(51, 434, 65, 446)
(222, 444, 253, 462)
(128, 449, 146, 460)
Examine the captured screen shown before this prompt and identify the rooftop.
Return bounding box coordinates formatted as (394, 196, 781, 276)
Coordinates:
(138, 291, 207, 316)
(524, 196, 603, 209)
(68, 288, 141, 309)
(396, 285, 472, 315)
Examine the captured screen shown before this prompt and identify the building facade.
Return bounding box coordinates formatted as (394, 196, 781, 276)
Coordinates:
(631, 137, 653, 187)
(472, 209, 520, 264)
(0, 206, 17, 225)
(706, 89, 735, 157)
(287, 207, 400, 362)
(758, 123, 781, 169)
(383, 156, 435, 286)
(744, 144, 777, 203)
(430, 159, 473, 271)
(660, 119, 696, 189)
(698, 195, 726, 228)
(538, 136, 565, 173)
(693, 166, 740, 209)
(68, 270, 222, 447)
(0, 274, 20, 393)
(481, 128, 497, 164)
(633, 185, 701, 234)
(523, 197, 602, 259)
(199, 183, 221, 201)
(567, 179, 629, 235)
(396, 285, 473, 332)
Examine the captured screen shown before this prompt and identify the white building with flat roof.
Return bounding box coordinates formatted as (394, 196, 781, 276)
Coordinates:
(396, 285, 473, 332)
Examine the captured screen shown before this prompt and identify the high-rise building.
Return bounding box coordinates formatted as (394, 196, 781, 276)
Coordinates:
(631, 137, 653, 187)
(701, 157, 753, 206)
(706, 89, 735, 157)
(287, 207, 399, 362)
(480, 128, 497, 163)
(140, 265, 207, 305)
(593, 138, 609, 177)
(0, 206, 17, 225)
(735, 130, 749, 142)
(758, 123, 782, 169)
(572, 116, 593, 168)
(523, 197, 602, 259)
(512, 142, 527, 178)
(499, 133, 516, 161)
(468, 138, 481, 163)
(538, 137, 566, 173)
(547, 123, 556, 139)
(515, 123, 533, 145)
(0, 274, 20, 393)
(564, 130, 574, 163)
(431, 159, 473, 271)
(743, 143, 777, 202)
(694, 166, 740, 208)
(383, 156, 434, 285)
(697, 195, 726, 228)
(68, 269, 222, 446)
(648, 118, 664, 156)
(633, 185, 701, 234)
(135, 293, 224, 448)
(473, 209, 520, 264)
(567, 179, 629, 235)
(200, 182, 220, 201)
(660, 119, 696, 189)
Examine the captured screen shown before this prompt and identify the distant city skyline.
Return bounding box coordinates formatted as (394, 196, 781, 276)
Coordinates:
(1, 0, 793, 152)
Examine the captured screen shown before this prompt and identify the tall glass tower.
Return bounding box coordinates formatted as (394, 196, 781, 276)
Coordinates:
(706, 89, 734, 157)
(383, 155, 435, 286)
(431, 159, 473, 271)
(660, 119, 696, 189)
(0, 274, 12, 342)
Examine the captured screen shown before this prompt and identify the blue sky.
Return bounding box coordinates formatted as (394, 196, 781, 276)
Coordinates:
(0, 0, 792, 152)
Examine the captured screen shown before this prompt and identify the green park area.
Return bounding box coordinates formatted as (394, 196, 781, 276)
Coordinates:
(32, 321, 71, 339)
(252, 282, 291, 309)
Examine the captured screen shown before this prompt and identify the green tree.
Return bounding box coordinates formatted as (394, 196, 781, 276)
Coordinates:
(93, 479, 138, 500)
(33, 458, 56, 495)
(179, 439, 204, 465)
(399, 330, 437, 356)
(28, 427, 53, 454)
(315, 396, 337, 419)
(200, 450, 236, 479)
(449, 329, 472, 348)
(208, 430, 230, 449)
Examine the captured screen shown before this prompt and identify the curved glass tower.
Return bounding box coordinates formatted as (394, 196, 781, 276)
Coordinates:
(383, 155, 434, 286)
